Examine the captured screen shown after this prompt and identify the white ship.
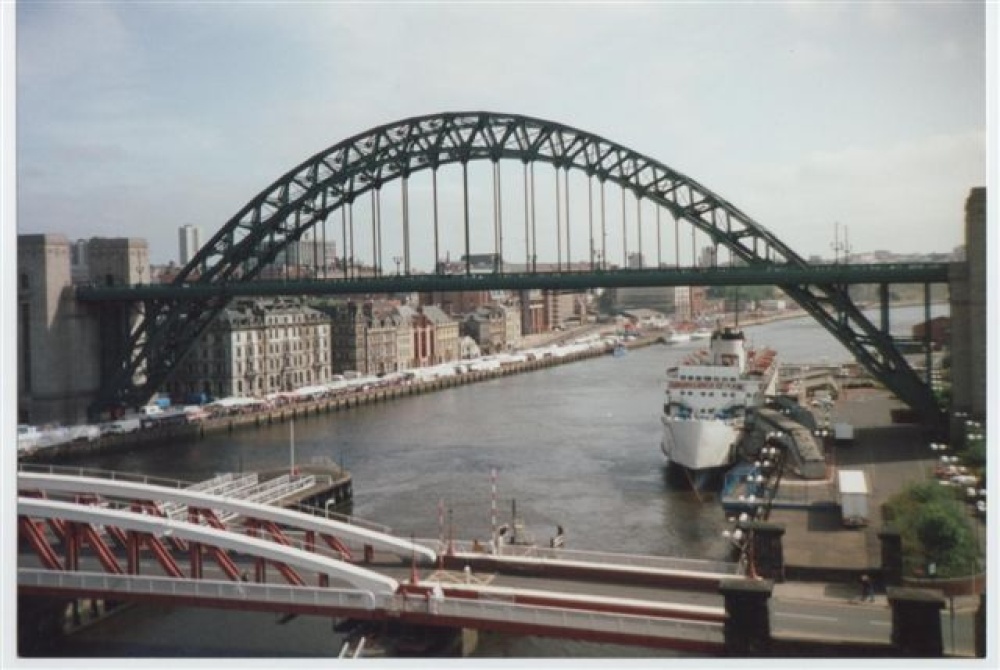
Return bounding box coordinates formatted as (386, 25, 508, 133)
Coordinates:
(660, 328, 778, 488)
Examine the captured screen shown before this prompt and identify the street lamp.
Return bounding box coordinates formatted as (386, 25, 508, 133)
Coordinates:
(393, 255, 402, 276)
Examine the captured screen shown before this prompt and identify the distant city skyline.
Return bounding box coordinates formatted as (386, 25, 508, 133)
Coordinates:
(177, 223, 201, 266)
(12, 3, 991, 265)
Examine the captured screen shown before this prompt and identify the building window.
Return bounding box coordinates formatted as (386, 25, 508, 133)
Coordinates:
(19, 273, 29, 291)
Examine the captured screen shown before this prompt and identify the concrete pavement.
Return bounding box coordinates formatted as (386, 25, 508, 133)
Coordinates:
(769, 387, 984, 615)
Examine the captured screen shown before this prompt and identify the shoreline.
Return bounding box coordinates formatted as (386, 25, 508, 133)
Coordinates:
(18, 330, 658, 465)
(18, 298, 944, 465)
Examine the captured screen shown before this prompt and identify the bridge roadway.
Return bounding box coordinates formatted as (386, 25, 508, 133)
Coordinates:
(76, 262, 950, 302)
(17, 470, 895, 652)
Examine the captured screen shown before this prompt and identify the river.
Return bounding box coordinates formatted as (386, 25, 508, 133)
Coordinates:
(33, 305, 946, 658)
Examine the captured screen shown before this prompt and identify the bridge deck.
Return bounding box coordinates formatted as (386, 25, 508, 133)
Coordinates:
(17, 469, 736, 652)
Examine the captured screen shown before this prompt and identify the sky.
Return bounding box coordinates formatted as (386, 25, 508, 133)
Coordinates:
(11, 1, 993, 267)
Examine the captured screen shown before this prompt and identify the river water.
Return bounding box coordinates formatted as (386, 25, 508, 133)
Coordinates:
(35, 305, 945, 659)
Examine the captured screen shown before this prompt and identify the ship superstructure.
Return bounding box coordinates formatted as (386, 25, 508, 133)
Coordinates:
(660, 328, 778, 484)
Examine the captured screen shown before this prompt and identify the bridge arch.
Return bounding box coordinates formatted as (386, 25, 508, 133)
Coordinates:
(179, 111, 802, 286)
(100, 112, 942, 426)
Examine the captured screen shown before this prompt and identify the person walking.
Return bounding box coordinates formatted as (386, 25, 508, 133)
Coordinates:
(860, 574, 875, 602)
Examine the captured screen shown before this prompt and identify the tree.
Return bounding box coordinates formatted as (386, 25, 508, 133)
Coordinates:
(886, 482, 979, 577)
(916, 504, 963, 567)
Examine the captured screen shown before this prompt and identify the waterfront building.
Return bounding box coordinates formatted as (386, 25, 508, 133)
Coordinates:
(519, 289, 546, 335)
(165, 299, 331, 401)
(463, 307, 506, 354)
(463, 304, 522, 354)
(422, 305, 460, 364)
(544, 290, 588, 329)
(390, 311, 414, 371)
(421, 288, 512, 316)
(606, 284, 694, 319)
(502, 303, 523, 349)
(178, 224, 202, 266)
(395, 305, 459, 367)
(320, 302, 399, 376)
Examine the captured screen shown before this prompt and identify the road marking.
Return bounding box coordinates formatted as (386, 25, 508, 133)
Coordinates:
(774, 612, 838, 622)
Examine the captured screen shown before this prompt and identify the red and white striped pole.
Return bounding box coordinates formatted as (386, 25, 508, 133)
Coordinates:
(437, 498, 445, 554)
(490, 468, 498, 546)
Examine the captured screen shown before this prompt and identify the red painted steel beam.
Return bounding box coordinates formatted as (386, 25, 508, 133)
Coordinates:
(320, 533, 353, 561)
(76, 523, 124, 574)
(189, 507, 227, 530)
(143, 532, 185, 578)
(17, 517, 64, 570)
(203, 545, 242, 581)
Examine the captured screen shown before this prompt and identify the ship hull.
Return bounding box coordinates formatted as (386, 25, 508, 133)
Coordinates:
(660, 417, 741, 472)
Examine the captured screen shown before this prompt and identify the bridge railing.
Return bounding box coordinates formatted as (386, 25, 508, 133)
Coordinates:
(287, 505, 393, 535)
(18, 568, 381, 609)
(18, 463, 198, 491)
(428, 539, 739, 576)
(229, 474, 317, 507)
(162, 474, 263, 519)
(21, 568, 724, 645)
(395, 592, 725, 645)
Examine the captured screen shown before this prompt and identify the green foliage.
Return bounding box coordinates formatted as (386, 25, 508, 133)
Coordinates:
(916, 504, 965, 564)
(885, 482, 979, 578)
(907, 481, 953, 505)
(934, 386, 951, 410)
(960, 437, 987, 469)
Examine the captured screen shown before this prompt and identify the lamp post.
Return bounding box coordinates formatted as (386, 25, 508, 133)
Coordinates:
(448, 507, 455, 556)
(393, 255, 402, 276)
(283, 347, 296, 477)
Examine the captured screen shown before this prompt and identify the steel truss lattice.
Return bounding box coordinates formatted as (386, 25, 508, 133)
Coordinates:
(94, 112, 944, 426)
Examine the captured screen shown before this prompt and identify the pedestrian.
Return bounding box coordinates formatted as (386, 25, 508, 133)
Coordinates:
(860, 574, 874, 602)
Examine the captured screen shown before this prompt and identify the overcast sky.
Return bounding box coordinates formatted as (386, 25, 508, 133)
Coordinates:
(14, 1, 990, 266)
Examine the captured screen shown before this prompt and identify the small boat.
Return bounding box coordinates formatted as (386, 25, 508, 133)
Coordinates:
(663, 330, 692, 345)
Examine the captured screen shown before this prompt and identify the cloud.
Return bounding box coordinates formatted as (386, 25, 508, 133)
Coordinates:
(734, 130, 985, 256)
(14, 2, 988, 266)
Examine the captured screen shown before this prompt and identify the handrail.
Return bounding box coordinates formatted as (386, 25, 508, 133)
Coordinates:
(416, 538, 739, 576)
(19, 569, 724, 646)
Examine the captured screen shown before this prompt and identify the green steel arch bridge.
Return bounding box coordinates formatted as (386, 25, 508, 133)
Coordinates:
(78, 111, 951, 426)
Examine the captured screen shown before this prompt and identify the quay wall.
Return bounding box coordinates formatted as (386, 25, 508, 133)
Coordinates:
(21, 336, 660, 464)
